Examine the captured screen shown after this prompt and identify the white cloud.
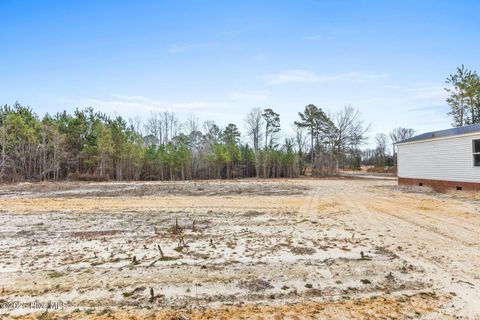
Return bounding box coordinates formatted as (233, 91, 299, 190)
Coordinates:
(167, 43, 208, 53)
(376, 83, 447, 102)
(303, 34, 321, 41)
(264, 70, 388, 85)
(343, 72, 388, 82)
(352, 82, 450, 139)
(411, 86, 447, 102)
(229, 90, 269, 101)
(78, 95, 220, 116)
(265, 70, 324, 84)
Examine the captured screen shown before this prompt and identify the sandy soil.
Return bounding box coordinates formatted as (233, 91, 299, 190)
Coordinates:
(0, 178, 479, 319)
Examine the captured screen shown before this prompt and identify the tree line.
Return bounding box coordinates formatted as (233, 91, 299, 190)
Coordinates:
(0, 102, 369, 182)
(1, 65, 475, 182)
(360, 127, 416, 172)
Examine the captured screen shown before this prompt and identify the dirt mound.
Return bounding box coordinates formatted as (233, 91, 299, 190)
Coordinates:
(238, 278, 274, 292)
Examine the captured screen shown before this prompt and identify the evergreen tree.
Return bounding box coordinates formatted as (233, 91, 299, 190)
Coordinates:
(294, 104, 333, 174)
(445, 65, 480, 127)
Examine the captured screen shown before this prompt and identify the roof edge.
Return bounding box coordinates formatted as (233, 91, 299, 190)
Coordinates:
(396, 124, 480, 145)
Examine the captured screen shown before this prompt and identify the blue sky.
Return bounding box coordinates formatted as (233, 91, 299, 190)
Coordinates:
(1, 0, 479, 144)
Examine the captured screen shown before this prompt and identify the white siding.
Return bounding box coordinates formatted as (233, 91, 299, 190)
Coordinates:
(397, 133, 480, 183)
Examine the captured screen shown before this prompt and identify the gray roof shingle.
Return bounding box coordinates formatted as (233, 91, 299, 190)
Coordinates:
(397, 123, 480, 144)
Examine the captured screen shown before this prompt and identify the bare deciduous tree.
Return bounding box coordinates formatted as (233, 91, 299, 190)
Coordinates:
(389, 127, 416, 154)
(374, 133, 389, 167)
(245, 108, 264, 177)
(293, 124, 308, 175)
(332, 105, 370, 170)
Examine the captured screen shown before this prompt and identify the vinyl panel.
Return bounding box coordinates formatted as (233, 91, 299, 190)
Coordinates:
(397, 133, 480, 183)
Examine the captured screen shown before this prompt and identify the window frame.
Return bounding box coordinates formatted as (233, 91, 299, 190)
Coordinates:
(473, 139, 480, 167)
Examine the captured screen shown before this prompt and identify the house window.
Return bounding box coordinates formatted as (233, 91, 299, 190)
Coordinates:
(473, 139, 480, 166)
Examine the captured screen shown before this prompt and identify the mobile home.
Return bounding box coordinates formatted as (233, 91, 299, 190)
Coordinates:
(396, 124, 480, 191)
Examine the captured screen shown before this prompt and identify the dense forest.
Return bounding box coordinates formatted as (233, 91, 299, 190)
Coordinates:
(0, 103, 372, 182)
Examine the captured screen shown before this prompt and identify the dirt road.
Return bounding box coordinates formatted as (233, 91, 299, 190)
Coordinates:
(0, 178, 478, 319)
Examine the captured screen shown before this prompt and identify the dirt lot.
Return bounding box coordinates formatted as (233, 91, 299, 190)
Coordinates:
(0, 178, 479, 319)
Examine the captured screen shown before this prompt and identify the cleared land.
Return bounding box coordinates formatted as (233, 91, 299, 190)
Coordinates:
(0, 178, 479, 319)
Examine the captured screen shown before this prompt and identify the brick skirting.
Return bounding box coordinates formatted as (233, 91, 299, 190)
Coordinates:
(398, 177, 480, 192)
